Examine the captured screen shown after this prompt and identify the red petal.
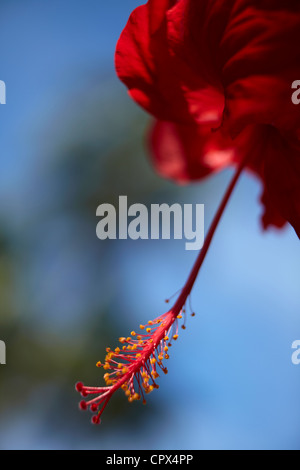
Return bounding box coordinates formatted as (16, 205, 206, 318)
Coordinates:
(263, 129, 300, 238)
(149, 120, 243, 184)
(148, 0, 176, 35)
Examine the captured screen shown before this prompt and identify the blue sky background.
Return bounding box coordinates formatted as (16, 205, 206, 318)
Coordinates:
(0, 0, 300, 450)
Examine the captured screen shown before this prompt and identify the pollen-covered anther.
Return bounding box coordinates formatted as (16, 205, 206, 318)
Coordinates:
(177, 315, 182, 319)
(131, 331, 136, 336)
(96, 361, 102, 368)
(150, 358, 156, 364)
(119, 337, 126, 344)
(173, 335, 178, 340)
(151, 371, 159, 379)
(146, 328, 151, 333)
(140, 325, 145, 330)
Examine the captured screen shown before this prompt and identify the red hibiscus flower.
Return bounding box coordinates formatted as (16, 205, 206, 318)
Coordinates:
(76, 0, 300, 424)
(115, 0, 300, 237)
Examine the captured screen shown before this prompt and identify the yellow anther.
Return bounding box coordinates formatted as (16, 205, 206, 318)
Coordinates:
(122, 367, 129, 374)
(133, 393, 140, 401)
(104, 373, 110, 380)
(106, 347, 111, 352)
(141, 372, 148, 379)
(137, 336, 142, 341)
(106, 380, 113, 386)
(173, 334, 179, 340)
(136, 353, 141, 358)
(96, 361, 102, 368)
(128, 396, 134, 403)
(164, 346, 169, 352)
(131, 331, 136, 336)
(148, 321, 153, 325)
(150, 358, 156, 365)
(132, 344, 137, 350)
(146, 328, 151, 333)
(177, 315, 182, 319)
(127, 346, 132, 351)
(103, 364, 110, 370)
(119, 337, 126, 344)
(151, 371, 159, 379)
(164, 336, 169, 341)
(149, 339, 153, 343)
(123, 346, 127, 350)
(115, 347, 120, 354)
(158, 354, 163, 361)
(125, 390, 131, 397)
(118, 363, 122, 369)
(127, 337, 131, 342)
(138, 341, 143, 345)
(121, 384, 128, 391)
(140, 325, 145, 330)
(165, 354, 170, 360)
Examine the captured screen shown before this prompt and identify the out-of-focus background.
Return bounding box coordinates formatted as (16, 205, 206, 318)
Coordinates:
(0, 0, 299, 450)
